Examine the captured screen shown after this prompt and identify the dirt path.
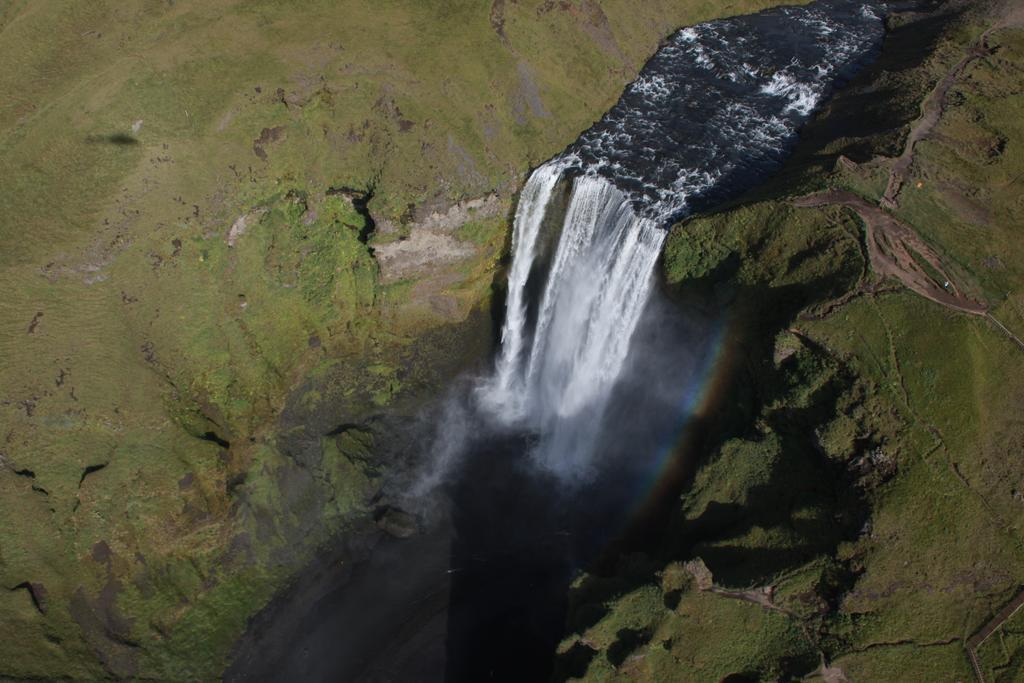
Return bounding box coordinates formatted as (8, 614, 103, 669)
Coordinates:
(681, 558, 835, 674)
(793, 190, 987, 315)
(684, 558, 796, 615)
(705, 582, 789, 613)
(986, 313, 1024, 352)
(965, 589, 1024, 683)
(878, 0, 1024, 209)
(789, 9, 1024, 682)
(880, 41, 993, 209)
(875, 0, 1024, 209)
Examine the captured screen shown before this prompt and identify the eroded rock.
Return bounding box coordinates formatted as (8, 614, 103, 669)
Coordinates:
(375, 507, 417, 538)
(226, 209, 267, 247)
(373, 194, 505, 283)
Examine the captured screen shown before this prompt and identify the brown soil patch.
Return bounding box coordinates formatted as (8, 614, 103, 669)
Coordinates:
(793, 190, 987, 315)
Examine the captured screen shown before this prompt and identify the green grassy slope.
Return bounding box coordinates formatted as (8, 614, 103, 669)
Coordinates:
(559, 2, 1024, 681)
(0, 0, 802, 679)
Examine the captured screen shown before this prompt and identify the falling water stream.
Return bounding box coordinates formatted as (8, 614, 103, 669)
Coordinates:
(227, 2, 887, 680)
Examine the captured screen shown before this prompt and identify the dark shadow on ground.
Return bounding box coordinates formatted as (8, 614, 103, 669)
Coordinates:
(225, 525, 452, 682)
(549, 227, 870, 679)
(85, 133, 139, 145)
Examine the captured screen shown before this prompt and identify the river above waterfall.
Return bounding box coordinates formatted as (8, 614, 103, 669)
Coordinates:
(570, 0, 884, 219)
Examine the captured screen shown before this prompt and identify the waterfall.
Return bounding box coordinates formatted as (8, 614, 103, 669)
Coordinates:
(481, 168, 666, 472)
(484, 160, 566, 419)
(474, 0, 885, 477)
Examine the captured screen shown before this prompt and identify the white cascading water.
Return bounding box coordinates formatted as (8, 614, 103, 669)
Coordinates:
(479, 165, 666, 474)
(484, 160, 567, 419)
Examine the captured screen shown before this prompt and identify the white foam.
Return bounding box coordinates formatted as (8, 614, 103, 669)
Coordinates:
(678, 27, 699, 42)
(691, 44, 714, 70)
(760, 71, 821, 116)
(480, 171, 667, 476)
(479, 158, 568, 419)
(630, 73, 672, 102)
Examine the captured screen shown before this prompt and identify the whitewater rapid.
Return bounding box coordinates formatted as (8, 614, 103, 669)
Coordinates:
(478, 0, 885, 476)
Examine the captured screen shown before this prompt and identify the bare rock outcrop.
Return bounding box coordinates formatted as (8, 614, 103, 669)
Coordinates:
(373, 194, 505, 283)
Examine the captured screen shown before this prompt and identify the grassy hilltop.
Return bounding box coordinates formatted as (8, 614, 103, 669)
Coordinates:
(556, 1, 1024, 680)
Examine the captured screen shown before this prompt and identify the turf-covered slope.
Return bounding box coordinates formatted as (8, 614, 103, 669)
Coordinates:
(0, 1, 799, 679)
(556, 1, 1024, 680)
